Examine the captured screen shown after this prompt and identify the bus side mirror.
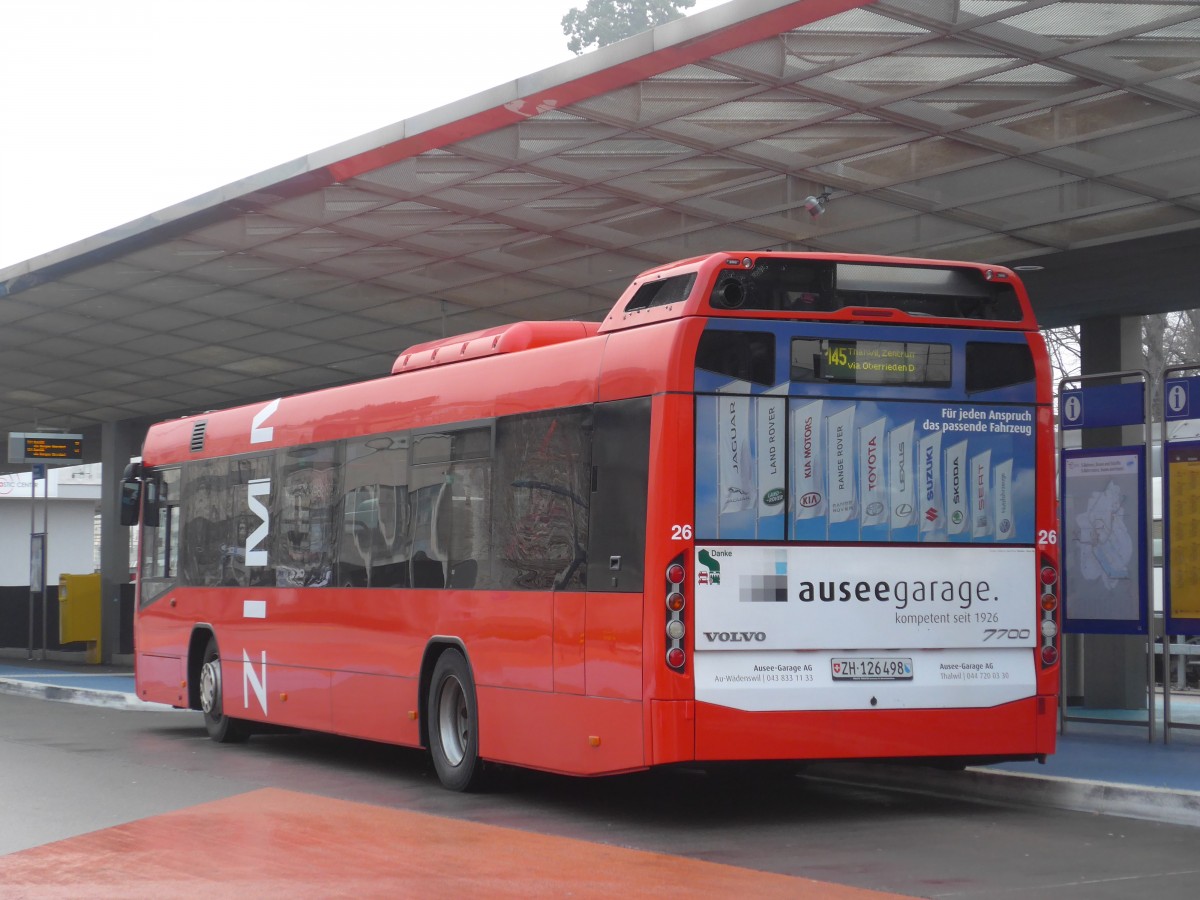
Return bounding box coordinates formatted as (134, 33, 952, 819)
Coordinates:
(119, 480, 141, 527)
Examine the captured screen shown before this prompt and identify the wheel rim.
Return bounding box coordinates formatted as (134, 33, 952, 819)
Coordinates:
(199, 658, 221, 717)
(436, 676, 469, 767)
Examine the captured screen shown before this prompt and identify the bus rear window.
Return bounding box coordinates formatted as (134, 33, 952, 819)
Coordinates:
(966, 342, 1035, 393)
(697, 330, 775, 385)
(790, 338, 951, 387)
(709, 259, 1023, 321)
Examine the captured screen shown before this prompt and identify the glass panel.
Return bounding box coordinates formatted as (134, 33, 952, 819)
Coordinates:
(696, 330, 776, 385)
(139, 468, 180, 606)
(409, 427, 492, 589)
(709, 259, 1023, 320)
(274, 445, 339, 588)
(227, 455, 274, 587)
(493, 409, 592, 590)
(791, 339, 952, 386)
(966, 342, 1035, 393)
(337, 434, 410, 588)
(180, 459, 231, 588)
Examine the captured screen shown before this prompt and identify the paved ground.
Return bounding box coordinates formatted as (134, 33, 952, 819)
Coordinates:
(1, 657, 1198, 898)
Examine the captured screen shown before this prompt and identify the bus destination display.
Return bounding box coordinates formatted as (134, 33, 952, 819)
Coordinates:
(792, 339, 952, 386)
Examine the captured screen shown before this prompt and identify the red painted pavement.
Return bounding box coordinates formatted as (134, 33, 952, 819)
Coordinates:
(0, 788, 914, 898)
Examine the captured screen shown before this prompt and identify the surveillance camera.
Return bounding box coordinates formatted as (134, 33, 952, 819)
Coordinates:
(804, 195, 825, 218)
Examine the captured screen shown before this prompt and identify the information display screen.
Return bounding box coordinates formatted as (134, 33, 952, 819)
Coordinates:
(7, 432, 84, 465)
(1166, 442, 1200, 630)
(791, 339, 951, 386)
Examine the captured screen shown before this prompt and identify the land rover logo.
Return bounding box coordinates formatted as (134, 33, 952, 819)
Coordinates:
(865, 501, 884, 517)
(762, 488, 785, 506)
(800, 491, 822, 508)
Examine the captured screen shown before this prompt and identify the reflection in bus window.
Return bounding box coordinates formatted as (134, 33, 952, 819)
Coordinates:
(275, 445, 338, 587)
(338, 434, 409, 588)
(139, 468, 180, 606)
(493, 409, 591, 590)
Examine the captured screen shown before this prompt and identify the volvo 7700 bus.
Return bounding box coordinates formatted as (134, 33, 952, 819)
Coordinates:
(125, 252, 1060, 790)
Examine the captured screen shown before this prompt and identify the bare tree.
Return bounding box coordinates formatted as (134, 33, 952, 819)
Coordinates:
(1046, 312, 1200, 417)
(1043, 324, 1081, 389)
(1143, 311, 1200, 414)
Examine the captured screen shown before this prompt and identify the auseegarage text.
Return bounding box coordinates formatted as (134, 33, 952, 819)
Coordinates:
(796, 577, 994, 610)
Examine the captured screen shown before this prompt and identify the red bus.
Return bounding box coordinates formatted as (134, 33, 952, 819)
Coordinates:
(125, 251, 1059, 790)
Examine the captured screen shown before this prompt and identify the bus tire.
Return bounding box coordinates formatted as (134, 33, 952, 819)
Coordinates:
(199, 636, 250, 744)
(427, 648, 484, 791)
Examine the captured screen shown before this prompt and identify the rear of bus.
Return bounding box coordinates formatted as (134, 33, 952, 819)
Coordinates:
(631, 254, 1060, 765)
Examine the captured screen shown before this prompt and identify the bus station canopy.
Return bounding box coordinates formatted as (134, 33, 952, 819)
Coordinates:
(1, 0, 1199, 451)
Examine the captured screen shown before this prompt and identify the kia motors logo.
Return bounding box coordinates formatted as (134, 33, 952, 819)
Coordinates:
(800, 491, 822, 508)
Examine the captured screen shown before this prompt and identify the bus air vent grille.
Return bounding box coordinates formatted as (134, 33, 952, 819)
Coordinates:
(190, 421, 207, 453)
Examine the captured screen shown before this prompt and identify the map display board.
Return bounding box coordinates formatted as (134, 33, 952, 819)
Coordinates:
(1165, 441, 1200, 635)
(1060, 447, 1148, 634)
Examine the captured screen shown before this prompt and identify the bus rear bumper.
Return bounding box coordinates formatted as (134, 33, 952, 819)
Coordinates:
(691, 696, 1056, 763)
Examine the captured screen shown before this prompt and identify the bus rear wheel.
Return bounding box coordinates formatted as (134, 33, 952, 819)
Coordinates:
(199, 637, 249, 744)
(427, 648, 484, 791)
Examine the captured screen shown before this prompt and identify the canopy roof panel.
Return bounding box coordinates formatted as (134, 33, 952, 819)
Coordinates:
(2, 0, 1199, 444)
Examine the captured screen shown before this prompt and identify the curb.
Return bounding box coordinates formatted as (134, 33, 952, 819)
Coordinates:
(0, 678, 177, 712)
(809, 762, 1200, 829)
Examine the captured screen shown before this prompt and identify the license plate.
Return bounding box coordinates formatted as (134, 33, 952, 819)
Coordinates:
(831, 657, 913, 681)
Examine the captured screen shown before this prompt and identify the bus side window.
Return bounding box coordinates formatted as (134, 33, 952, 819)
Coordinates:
(408, 427, 493, 589)
(492, 408, 592, 591)
(587, 398, 651, 592)
(337, 433, 410, 589)
(274, 445, 339, 588)
(139, 468, 180, 606)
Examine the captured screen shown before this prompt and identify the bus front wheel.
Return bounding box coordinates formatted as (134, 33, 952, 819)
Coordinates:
(199, 637, 250, 744)
(427, 648, 484, 791)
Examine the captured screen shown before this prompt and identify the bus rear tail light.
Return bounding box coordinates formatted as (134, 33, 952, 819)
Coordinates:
(1038, 556, 1058, 668)
(666, 555, 687, 671)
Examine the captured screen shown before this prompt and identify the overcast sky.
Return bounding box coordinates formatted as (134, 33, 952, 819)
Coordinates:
(0, 0, 727, 270)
